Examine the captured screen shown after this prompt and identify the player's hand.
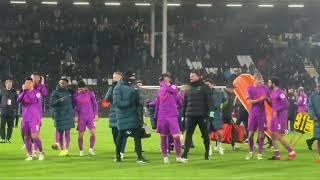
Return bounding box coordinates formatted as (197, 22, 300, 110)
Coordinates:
(22, 84, 26, 91)
(274, 111, 278, 118)
(94, 115, 99, 122)
(60, 97, 65, 102)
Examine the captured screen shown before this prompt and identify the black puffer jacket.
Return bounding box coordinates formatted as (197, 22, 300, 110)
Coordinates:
(182, 80, 212, 118)
(0, 88, 18, 114)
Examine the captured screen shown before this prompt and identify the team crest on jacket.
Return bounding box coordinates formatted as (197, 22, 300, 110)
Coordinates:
(36, 92, 42, 99)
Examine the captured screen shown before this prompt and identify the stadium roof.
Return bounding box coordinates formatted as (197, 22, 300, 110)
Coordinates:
(3, 0, 320, 7)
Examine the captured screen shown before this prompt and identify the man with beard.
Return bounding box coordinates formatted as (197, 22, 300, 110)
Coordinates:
(181, 70, 212, 161)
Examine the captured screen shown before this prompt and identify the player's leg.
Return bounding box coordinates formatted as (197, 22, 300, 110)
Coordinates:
(52, 129, 60, 150)
(158, 118, 169, 162)
(78, 131, 85, 156)
(269, 132, 281, 160)
(160, 134, 169, 163)
(120, 132, 127, 155)
(173, 133, 186, 163)
(182, 117, 197, 159)
(115, 129, 126, 161)
(77, 118, 86, 156)
(212, 116, 224, 154)
(278, 133, 296, 160)
(31, 127, 44, 160)
(24, 134, 33, 160)
(247, 114, 257, 159)
(15, 114, 19, 128)
(216, 129, 224, 155)
(198, 118, 210, 160)
(168, 135, 174, 153)
(246, 131, 255, 160)
(169, 117, 185, 163)
(111, 127, 117, 145)
(89, 127, 96, 156)
(0, 114, 7, 142)
(257, 130, 265, 159)
(132, 128, 146, 163)
(22, 123, 33, 160)
(58, 130, 67, 156)
(65, 130, 70, 152)
(6, 115, 14, 143)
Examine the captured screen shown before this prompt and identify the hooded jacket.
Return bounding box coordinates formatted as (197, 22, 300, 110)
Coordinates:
(50, 85, 75, 131)
(113, 80, 142, 130)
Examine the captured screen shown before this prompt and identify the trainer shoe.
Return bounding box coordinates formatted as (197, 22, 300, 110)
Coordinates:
(120, 153, 124, 159)
(246, 152, 254, 160)
(64, 150, 69, 156)
(39, 152, 45, 161)
(6, 140, 11, 143)
(51, 143, 60, 150)
(80, 151, 85, 157)
(268, 156, 281, 160)
(114, 158, 122, 162)
(288, 151, 297, 160)
(0, 139, 5, 143)
(163, 157, 170, 164)
(89, 148, 96, 156)
(232, 144, 240, 151)
(176, 157, 187, 163)
(32, 151, 38, 158)
(209, 145, 213, 156)
(25, 156, 33, 161)
(137, 158, 148, 164)
(217, 146, 224, 155)
(59, 150, 69, 157)
(306, 139, 313, 151)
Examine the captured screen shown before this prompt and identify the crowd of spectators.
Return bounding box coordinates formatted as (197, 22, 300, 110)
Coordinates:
(1, 5, 320, 115)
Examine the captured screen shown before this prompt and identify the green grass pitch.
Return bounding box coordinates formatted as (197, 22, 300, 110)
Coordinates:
(0, 118, 319, 180)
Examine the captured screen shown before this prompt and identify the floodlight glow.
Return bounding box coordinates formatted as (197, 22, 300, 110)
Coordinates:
(288, 4, 304, 8)
(196, 4, 212, 7)
(258, 4, 274, 8)
(73, 1, 90, 5)
(226, 4, 243, 7)
(41, 1, 58, 5)
(167, 3, 181, 7)
(105, 2, 121, 6)
(10, 1, 26, 4)
(135, 3, 151, 6)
